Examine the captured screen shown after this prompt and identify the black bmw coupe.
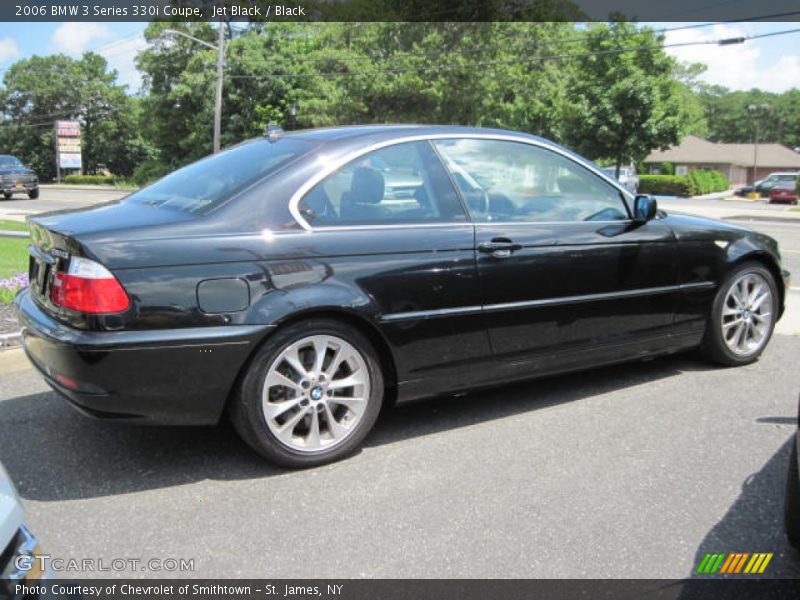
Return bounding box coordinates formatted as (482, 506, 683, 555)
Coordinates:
(16, 126, 790, 467)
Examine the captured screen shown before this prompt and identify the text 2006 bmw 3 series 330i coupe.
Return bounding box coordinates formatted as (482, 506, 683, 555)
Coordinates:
(16, 125, 790, 467)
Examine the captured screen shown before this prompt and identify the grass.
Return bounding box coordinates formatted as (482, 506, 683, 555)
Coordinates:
(0, 220, 28, 232)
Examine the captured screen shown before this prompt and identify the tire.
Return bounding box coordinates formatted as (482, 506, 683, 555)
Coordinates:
(3, 192, 11, 200)
(28, 188, 39, 199)
(230, 318, 384, 468)
(786, 438, 800, 550)
(700, 261, 778, 366)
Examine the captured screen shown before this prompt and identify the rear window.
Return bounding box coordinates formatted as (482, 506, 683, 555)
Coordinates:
(126, 138, 314, 214)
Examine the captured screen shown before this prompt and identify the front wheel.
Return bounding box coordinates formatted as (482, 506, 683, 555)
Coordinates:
(28, 188, 39, 199)
(230, 319, 384, 468)
(700, 261, 778, 366)
(2, 192, 11, 200)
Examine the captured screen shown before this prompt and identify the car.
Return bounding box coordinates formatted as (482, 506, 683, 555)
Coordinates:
(736, 173, 797, 198)
(0, 155, 39, 200)
(748, 172, 797, 198)
(0, 461, 48, 591)
(15, 125, 790, 468)
(602, 165, 639, 193)
(786, 396, 800, 549)
(769, 181, 798, 205)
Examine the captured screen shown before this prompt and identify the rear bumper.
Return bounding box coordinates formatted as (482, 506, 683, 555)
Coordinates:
(15, 288, 274, 425)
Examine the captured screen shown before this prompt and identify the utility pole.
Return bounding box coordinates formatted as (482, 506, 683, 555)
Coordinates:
(747, 103, 770, 185)
(164, 27, 225, 154)
(213, 23, 225, 154)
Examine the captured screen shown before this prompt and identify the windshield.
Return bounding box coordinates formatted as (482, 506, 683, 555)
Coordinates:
(127, 138, 314, 214)
(0, 156, 24, 169)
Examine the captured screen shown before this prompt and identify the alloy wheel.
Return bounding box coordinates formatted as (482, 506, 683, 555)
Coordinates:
(261, 334, 370, 453)
(720, 272, 773, 357)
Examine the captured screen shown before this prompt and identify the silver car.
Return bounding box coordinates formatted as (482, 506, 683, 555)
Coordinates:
(602, 166, 639, 193)
(1, 461, 48, 593)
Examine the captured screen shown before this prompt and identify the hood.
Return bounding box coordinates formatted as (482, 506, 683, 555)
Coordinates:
(0, 461, 24, 551)
(0, 167, 34, 176)
(661, 210, 754, 234)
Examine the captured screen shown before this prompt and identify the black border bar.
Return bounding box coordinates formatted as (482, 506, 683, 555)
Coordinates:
(5, 579, 800, 600)
(3, 0, 800, 22)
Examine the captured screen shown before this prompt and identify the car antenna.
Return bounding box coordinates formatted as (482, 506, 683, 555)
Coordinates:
(264, 123, 284, 142)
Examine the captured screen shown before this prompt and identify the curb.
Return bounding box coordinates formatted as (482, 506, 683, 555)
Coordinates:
(0, 230, 28, 238)
(726, 215, 800, 224)
(41, 184, 137, 192)
(0, 347, 31, 375)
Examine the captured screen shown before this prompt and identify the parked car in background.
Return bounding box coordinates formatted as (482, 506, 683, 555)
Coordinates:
(1, 461, 47, 590)
(16, 125, 789, 468)
(786, 396, 800, 549)
(0, 155, 39, 200)
(738, 172, 797, 198)
(769, 181, 798, 205)
(602, 166, 639, 193)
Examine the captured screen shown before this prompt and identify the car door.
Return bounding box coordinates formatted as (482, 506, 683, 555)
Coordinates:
(433, 137, 679, 367)
(295, 140, 491, 396)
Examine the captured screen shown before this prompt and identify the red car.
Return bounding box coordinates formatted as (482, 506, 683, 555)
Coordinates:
(769, 181, 798, 205)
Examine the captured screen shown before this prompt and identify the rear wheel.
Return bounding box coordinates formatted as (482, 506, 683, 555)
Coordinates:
(230, 319, 384, 468)
(3, 192, 11, 200)
(28, 188, 39, 199)
(700, 261, 777, 366)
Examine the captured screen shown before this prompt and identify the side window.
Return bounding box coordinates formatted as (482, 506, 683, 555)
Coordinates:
(298, 141, 466, 227)
(432, 139, 630, 223)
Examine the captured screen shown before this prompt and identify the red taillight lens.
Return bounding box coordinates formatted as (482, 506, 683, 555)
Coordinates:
(50, 257, 129, 314)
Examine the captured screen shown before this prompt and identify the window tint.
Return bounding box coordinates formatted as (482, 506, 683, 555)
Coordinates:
(433, 139, 629, 223)
(298, 141, 466, 227)
(127, 138, 314, 214)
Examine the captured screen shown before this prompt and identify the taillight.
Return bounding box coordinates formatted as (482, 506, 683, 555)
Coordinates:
(50, 256, 130, 314)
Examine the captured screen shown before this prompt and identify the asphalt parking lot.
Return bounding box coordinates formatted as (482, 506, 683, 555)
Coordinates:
(0, 189, 798, 579)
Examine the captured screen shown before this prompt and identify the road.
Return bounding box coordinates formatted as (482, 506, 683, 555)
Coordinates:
(0, 185, 129, 221)
(0, 189, 798, 579)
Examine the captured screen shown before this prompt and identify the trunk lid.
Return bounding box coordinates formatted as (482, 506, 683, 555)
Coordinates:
(26, 200, 196, 319)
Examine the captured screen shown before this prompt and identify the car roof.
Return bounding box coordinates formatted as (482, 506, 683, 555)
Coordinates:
(284, 124, 543, 145)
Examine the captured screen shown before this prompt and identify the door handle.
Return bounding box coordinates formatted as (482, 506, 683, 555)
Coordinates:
(478, 238, 522, 258)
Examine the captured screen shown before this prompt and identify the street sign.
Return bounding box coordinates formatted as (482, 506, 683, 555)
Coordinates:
(55, 120, 82, 177)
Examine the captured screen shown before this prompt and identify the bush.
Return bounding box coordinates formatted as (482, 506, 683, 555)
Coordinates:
(131, 160, 172, 187)
(62, 174, 117, 185)
(660, 162, 675, 175)
(638, 175, 693, 196)
(688, 169, 729, 195)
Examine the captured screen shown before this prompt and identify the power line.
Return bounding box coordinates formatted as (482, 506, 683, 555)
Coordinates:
(224, 27, 800, 81)
(214, 14, 800, 71)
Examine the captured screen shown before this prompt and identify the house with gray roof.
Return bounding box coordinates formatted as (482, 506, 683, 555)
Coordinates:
(645, 135, 800, 187)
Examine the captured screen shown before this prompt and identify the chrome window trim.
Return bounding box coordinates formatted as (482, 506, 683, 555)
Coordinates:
(380, 281, 716, 322)
(289, 133, 634, 231)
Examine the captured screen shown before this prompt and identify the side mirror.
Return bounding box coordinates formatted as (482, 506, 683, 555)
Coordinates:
(633, 195, 657, 223)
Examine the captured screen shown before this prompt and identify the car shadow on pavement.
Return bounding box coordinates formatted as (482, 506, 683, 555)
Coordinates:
(1, 350, 716, 502)
(677, 436, 800, 597)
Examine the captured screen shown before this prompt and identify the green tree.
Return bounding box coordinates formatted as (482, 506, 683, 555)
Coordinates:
(0, 53, 150, 179)
(561, 22, 685, 175)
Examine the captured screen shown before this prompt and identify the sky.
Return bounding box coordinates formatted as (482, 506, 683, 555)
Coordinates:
(0, 21, 798, 94)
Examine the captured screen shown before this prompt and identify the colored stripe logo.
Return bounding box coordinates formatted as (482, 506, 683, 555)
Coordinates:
(696, 552, 773, 574)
